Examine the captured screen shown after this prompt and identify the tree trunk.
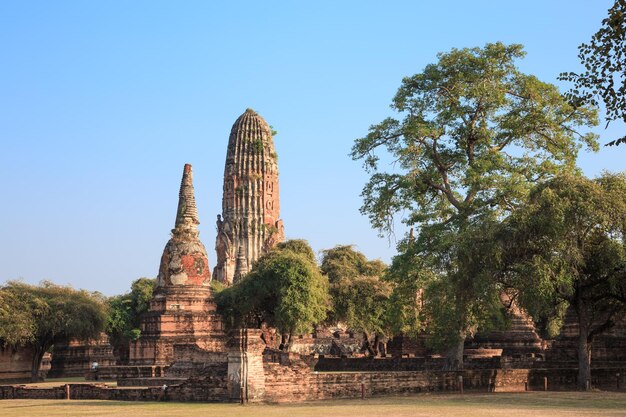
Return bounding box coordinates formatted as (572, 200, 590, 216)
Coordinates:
(281, 333, 293, 352)
(372, 333, 380, 356)
(30, 344, 46, 382)
(444, 331, 465, 370)
(577, 321, 592, 391)
(362, 331, 376, 356)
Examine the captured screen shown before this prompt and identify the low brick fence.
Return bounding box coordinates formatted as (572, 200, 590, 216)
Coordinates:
(0, 375, 228, 402)
(1, 363, 624, 403)
(261, 363, 531, 403)
(0, 384, 162, 401)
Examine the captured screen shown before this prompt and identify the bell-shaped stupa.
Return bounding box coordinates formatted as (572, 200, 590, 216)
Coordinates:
(156, 163, 211, 287)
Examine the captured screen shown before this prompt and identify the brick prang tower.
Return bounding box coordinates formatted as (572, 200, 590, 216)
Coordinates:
(214, 109, 284, 285)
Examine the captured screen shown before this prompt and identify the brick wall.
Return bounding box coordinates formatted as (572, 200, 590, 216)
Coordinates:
(0, 376, 228, 402)
(1, 366, 625, 402)
(261, 359, 531, 403)
(0, 346, 49, 382)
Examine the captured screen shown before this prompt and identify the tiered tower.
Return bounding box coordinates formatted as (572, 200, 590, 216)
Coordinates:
(214, 109, 284, 285)
(129, 164, 225, 365)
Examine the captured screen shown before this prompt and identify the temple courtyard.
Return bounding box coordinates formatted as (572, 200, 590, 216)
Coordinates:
(1, 392, 625, 417)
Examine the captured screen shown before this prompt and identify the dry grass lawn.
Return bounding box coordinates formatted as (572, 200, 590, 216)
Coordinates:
(1, 392, 626, 417)
(18, 377, 117, 388)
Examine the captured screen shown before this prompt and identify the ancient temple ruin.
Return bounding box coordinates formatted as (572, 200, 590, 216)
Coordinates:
(4, 111, 626, 401)
(128, 164, 226, 366)
(213, 109, 284, 285)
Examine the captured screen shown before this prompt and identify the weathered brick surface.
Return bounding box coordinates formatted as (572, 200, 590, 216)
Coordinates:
(313, 356, 501, 372)
(227, 329, 266, 402)
(49, 334, 115, 378)
(166, 344, 227, 378)
(0, 347, 50, 382)
(387, 333, 431, 357)
(546, 309, 626, 364)
(289, 331, 364, 356)
(0, 376, 228, 402)
(214, 109, 284, 285)
(261, 357, 528, 403)
(0, 386, 66, 399)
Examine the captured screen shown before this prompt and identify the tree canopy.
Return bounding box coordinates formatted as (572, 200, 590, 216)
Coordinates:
(275, 239, 318, 265)
(498, 173, 626, 390)
(216, 239, 328, 349)
(559, 0, 626, 146)
(321, 245, 390, 355)
(105, 277, 155, 361)
(321, 244, 386, 284)
(0, 281, 108, 381)
(351, 42, 598, 368)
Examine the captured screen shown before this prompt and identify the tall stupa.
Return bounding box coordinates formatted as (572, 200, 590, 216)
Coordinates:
(214, 109, 284, 285)
(129, 164, 225, 365)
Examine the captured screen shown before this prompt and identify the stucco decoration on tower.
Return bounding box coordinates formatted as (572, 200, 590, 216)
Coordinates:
(214, 109, 284, 285)
(156, 163, 211, 287)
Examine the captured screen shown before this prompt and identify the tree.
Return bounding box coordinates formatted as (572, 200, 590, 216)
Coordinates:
(321, 245, 386, 284)
(499, 173, 626, 390)
(105, 277, 155, 363)
(0, 281, 108, 381)
(351, 42, 598, 368)
(559, 0, 626, 146)
(321, 245, 390, 355)
(275, 239, 318, 264)
(393, 222, 510, 355)
(216, 240, 328, 350)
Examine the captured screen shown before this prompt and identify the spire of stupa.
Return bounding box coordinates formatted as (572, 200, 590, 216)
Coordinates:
(173, 163, 200, 235)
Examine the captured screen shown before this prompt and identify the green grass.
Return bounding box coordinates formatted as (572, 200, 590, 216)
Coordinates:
(1, 392, 626, 417)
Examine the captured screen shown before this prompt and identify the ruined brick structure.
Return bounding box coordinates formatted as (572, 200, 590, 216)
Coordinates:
(387, 293, 545, 361)
(6, 330, 626, 403)
(7, 112, 626, 401)
(0, 347, 50, 382)
(465, 293, 545, 362)
(545, 307, 626, 364)
(128, 164, 226, 365)
(213, 109, 284, 285)
(48, 334, 115, 378)
(288, 326, 365, 356)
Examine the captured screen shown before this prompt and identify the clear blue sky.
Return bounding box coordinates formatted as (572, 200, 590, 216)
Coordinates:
(0, 1, 623, 295)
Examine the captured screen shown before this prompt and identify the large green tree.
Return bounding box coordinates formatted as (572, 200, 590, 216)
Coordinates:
(351, 42, 598, 368)
(499, 173, 626, 390)
(321, 245, 389, 355)
(105, 277, 155, 363)
(559, 0, 626, 146)
(216, 240, 328, 350)
(0, 281, 108, 381)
